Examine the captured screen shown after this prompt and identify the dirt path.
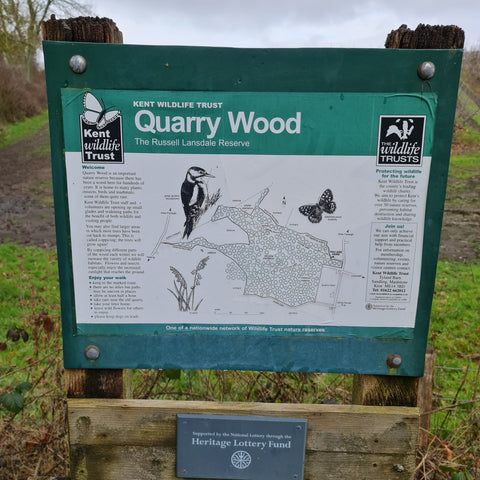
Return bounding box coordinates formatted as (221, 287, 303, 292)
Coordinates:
(0, 124, 478, 261)
(0, 124, 56, 248)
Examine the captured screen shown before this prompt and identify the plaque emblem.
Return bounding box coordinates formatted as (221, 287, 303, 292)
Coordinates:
(80, 91, 124, 164)
(231, 450, 252, 470)
(377, 115, 425, 166)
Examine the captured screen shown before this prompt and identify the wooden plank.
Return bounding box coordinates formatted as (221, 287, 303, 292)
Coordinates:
(69, 445, 415, 480)
(68, 400, 418, 453)
(68, 399, 418, 480)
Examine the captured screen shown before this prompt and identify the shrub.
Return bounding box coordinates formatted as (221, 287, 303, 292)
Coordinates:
(0, 60, 46, 126)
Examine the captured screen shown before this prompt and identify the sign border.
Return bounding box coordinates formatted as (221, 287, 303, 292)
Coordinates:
(43, 42, 463, 375)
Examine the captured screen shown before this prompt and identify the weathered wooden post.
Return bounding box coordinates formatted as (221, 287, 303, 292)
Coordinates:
(42, 16, 131, 401)
(42, 20, 463, 480)
(417, 345, 437, 449)
(353, 23, 464, 441)
(42, 15, 123, 44)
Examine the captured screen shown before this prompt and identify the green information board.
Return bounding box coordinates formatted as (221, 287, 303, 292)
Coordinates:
(43, 42, 462, 376)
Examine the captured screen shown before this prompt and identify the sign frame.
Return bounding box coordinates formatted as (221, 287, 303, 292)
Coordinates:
(43, 41, 462, 376)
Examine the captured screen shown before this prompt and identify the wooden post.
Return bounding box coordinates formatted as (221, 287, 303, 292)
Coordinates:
(65, 369, 133, 399)
(42, 17, 130, 400)
(384, 24, 464, 49)
(353, 24, 464, 410)
(417, 346, 436, 449)
(352, 374, 419, 407)
(41, 15, 123, 44)
(352, 28, 462, 458)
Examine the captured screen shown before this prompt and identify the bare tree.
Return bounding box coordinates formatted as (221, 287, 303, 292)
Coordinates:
(0, 0, 91, 80)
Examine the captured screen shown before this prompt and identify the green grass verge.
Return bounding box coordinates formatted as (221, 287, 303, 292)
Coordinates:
(0, 111, 49, 149)
(0, 244, 60, 371)
(449, 152, 480, 178)
(429, 261, 480, 435)
(445, 153, 480, 209)
(430, 261, 480, 367)
(454, 124, 480, 150)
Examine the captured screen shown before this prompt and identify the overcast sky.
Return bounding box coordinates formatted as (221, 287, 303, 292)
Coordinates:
(91, 0, 479, 49)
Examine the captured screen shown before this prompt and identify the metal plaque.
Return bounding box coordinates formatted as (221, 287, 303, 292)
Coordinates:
(177, 414, 307, 479)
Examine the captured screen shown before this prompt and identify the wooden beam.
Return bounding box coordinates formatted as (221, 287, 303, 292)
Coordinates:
(67, 399, 419, 480)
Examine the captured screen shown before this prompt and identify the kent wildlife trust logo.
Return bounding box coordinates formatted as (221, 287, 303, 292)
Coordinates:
(377, 115, 425, 166)
(80, 92, 124, 164)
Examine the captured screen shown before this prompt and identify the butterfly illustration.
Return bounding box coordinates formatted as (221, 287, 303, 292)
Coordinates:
(299, 189, 336, 223)
(82, 92, 120, 129)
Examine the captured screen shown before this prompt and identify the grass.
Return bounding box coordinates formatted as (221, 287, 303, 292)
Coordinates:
(453, 124, 480, 152)
(0, 244, 60, 371)
(429, 262, 480, 369)
(449, 153, 480, 177)
(0, 110, 49, 149)
(0, 242, 65, 477)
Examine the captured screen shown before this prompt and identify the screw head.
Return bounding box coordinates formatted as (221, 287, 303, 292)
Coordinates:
(69, 55, 87, 74)
(84, 345, 100, 361)
(417, 61, 435, 80)
(386, 354, 402, 369)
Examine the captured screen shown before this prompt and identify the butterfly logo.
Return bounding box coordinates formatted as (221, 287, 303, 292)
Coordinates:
(299, 188, 336, 223)
(82, 92, 120, 129)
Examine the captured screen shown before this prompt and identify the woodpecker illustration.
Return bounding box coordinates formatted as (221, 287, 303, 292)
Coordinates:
(181, 166, 215, 239)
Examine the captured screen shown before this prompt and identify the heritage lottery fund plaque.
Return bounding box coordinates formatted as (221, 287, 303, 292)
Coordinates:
(176, 414, 307, 479)
(60, 89, 436, 339)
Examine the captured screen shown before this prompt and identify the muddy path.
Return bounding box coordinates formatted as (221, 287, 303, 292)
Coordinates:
(0, 124, 56, 248)
(0, 123, 478, 262)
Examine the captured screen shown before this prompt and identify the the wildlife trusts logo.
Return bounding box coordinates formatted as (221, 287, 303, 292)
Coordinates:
(377, 115, 425, 166)
(80, 92, 124, 164)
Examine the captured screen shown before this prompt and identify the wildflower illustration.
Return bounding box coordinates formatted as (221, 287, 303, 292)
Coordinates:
(168, 256, 210, 311)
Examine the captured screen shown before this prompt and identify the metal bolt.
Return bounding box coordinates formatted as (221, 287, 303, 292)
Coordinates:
(84, 345, 100, 361)
(386, 354, 402, 369)
(393, 464, 405, 473)
(417, 61, 435, 80)
(69, 55, 87, 74)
